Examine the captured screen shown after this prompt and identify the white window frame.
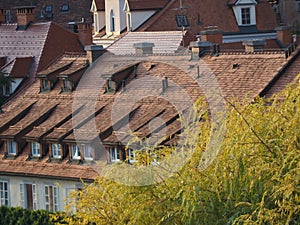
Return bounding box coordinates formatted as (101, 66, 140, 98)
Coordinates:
(241, 7, 251, 25)
(44, 184, 59, 212)
(109, 146, 120, 162)
(0, 180, 9, 206)
(20, 183, 37, 210)
(31, 142, 41, 157)
(128, 148, 137, 163)
(71, 145, 81, 160)
(7, 140, 17, 155)
(83, 145, 93, 160)
(52, 144, 61, 159)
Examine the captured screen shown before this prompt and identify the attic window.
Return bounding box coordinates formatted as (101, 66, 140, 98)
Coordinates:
(83, 145, 93, 160)
(2, 83, 11, 97)
(61, 79, 73, 92)
(6, 140, 17, 155)
(106, 79, 116, 93)
(71, 145, 81, 160)
(52, 143, 61, 159)
(176, 15, 189, 28)
(31, 142, 41, 157)
(61, 4, 69, 12)
(241, 8, 251, 25)
(40, 78, 51, 92)
(5, 10, 11, 24)
(45, 5, 53, 13)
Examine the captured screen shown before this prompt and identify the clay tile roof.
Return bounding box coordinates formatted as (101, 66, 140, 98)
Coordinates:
(0, 22, 51, 78)
(0, 160, 98, 181)
(107, 31, 186, 55)
(128, 0, 170, 10)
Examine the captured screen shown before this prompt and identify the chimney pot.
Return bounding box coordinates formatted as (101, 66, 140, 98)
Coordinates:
(133, 42, 155, 55)
(242, 40, 265, 53)
(85, 45, 104, 64)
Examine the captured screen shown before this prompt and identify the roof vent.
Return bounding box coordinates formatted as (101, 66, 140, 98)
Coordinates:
(133, 42, 155, 55)
(242, 40, 265, 53)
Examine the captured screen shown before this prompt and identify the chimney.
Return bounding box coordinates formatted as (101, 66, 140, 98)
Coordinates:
(85, 45, 104, 64)
(242, 40, 266, 53)
(200, 27, 223, 45)
(276, 26, 292, 47)
(16, 6, 35, 30)
(133, 42, 155, 55)
(76, 18, 93, 47)
(189, 41, 212, 60)
(0, 9, 5, 24)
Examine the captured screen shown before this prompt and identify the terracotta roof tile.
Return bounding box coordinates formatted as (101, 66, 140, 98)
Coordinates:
(0, 57, 34, 78)
(128, 0, 169, 10)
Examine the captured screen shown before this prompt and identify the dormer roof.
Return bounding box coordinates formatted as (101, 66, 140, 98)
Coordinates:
(0, 57, 34, 78)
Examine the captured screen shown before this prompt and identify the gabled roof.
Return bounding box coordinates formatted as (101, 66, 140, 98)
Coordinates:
(93, 0, 105, 11)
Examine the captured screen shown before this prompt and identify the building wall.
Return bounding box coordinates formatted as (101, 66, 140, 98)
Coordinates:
(0, 175, 84, 212)
(277, 0, 300, 33)
(131, 10, 156, 31)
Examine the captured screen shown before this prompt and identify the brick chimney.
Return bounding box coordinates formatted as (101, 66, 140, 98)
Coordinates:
(189, 41, 212, 60)
(242, 40, 266, 53)
(76, 18, 93, 47)
(16, 6, 35, 30)
(85, 45, 105, 64)
(276, 26, 292, 47)
(0, 9, 5, 24)
(200, 27, 223, 45)
(133, 42, 155, 54)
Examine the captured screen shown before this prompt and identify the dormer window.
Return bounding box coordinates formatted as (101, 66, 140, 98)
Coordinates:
(105, 78, 117, 93)
(40, 78, 52, 92)
(232, 0, 257, 26)
(6, 140, 17, 155)
(61, 4, 69, 12)
(2, 83, 11, 97)
(110, 146, 120, 162)
(241, 8, 251, 25)
(31, 142, 41, 157)
(45, 5, 53, 13)
(51, 143, 62, 159)
(71, 145, 81, 160)
(61, 78, 73, 92)
(83, 145, 93, 160)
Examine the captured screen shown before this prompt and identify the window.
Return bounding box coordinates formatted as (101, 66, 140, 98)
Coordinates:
(31, 142, 41, 157)
(44, 185, 58, 212)
(297, 2, 300, 13)
(40, 78, 51, 92)
(110, 10, 115, 32)
(52, 144, 61, 159)
(83, 145, 93, 160)
(62, 79, 73, 92)
(5, 10, 10, 23)
(175, 15, 189, 28)
(128, 149, 136, 163)
(45, 5, 53, 13)
(241, 8, 251, 25)
(71, 145, 81, 160)
(20, 183, 37, 210)
(7, 140, 17, 155)
(0, 181, 9, 206)
(61, 4, 69, 12)
(109, 147, 120, 162)
(127, 13, 132, 31)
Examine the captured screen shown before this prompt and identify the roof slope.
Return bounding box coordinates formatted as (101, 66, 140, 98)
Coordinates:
(107, 31, 186, 55)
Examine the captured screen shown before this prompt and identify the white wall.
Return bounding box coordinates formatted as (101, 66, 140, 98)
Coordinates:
(105, 0, 126, 35)
(0, 175, 85, 212)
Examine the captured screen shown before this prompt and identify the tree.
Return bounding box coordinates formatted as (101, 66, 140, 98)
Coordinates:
(67, 77, 300, 225)
(0, 71, 13, 105)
